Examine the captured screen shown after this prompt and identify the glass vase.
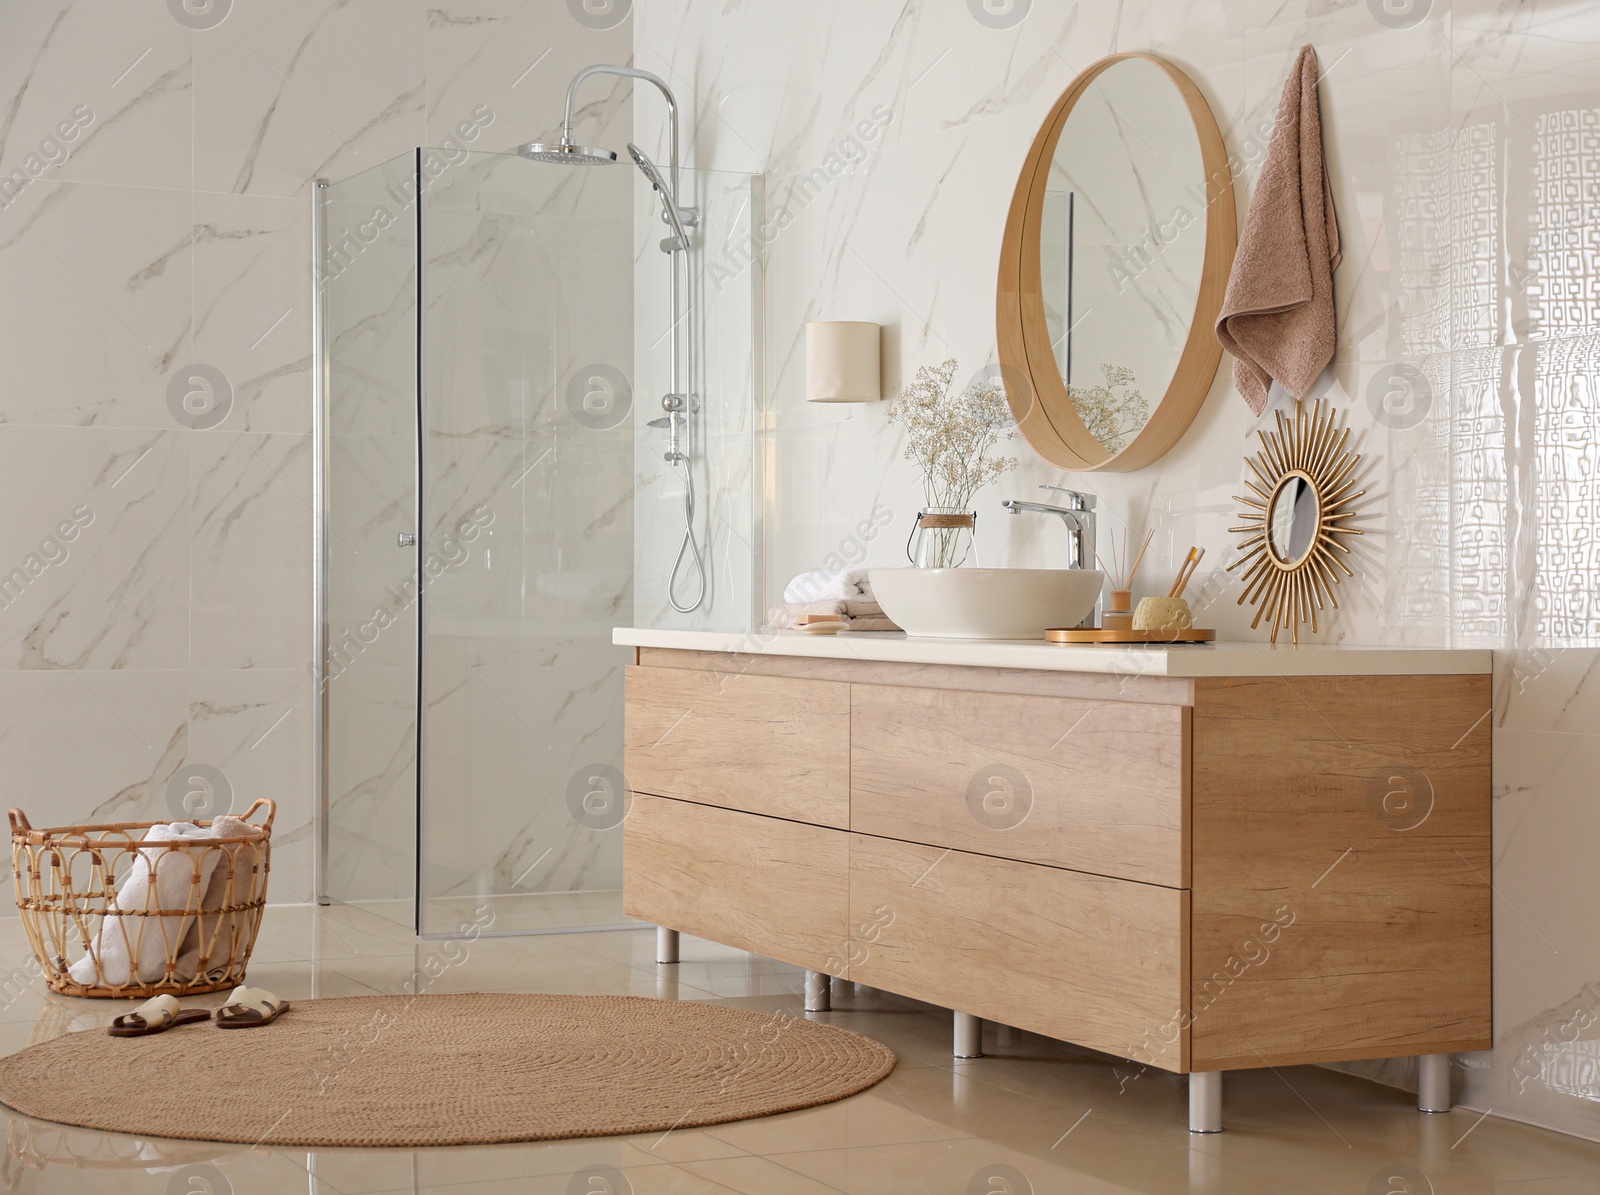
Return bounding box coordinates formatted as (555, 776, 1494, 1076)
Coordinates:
(907, 507, 978, 569)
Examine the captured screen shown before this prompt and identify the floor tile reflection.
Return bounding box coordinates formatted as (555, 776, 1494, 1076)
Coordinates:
(2, 911, 1598, 1194)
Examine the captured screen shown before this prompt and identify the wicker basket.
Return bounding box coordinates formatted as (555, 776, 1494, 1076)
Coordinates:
(8, 800, 274, 999)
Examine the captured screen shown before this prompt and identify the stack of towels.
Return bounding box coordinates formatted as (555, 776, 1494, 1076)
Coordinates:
(781, 570, 900, 632)
(69, 816, 263, 987)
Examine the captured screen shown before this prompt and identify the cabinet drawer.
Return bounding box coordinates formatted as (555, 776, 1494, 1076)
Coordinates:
(847, 834, 1188, 1070)
(850, 685, 1188, 887)
(625, 664, 850, 827)
(623, 796, 849, 973)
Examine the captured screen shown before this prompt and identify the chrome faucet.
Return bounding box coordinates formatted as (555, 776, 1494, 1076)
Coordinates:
(1001, 486, 1098, 570)
(1002, 486, 1100, 627)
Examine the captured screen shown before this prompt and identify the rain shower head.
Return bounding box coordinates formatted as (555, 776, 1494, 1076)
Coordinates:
(516, 139, 618, 165)
(524, 65, 693, 228)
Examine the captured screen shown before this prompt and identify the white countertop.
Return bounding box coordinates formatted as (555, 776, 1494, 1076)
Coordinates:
(613, 627, 1492, 678)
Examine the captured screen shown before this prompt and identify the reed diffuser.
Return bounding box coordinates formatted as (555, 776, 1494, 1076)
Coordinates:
(1094, 529, 1153, 631)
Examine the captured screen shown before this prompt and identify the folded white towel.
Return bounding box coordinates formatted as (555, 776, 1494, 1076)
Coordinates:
(70, 821, 226, 987)
(179, 815, 263, 982)
(784, 570, 874, 604)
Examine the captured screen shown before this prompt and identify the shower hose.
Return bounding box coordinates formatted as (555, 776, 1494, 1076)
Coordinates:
(668, 455, 707, 613)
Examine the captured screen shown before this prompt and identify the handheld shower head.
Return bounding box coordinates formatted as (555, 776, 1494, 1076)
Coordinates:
(517, 140, 618, 165)
(627, 143, 669, 190)
(627, 143, 692, 250)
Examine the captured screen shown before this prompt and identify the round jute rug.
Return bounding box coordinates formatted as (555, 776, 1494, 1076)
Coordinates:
(0, 993, 896, 1148)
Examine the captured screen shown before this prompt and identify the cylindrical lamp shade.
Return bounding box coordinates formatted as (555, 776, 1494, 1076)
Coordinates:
(806, 321, 881, 402)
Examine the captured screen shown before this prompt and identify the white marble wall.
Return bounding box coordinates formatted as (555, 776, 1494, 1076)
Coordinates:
(0, 1, 631, 902)
(634, 0, 1600, 1142)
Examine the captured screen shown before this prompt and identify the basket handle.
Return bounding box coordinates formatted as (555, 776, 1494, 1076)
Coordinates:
(241, 799, 276, 830)
(7, 808, 30, 834)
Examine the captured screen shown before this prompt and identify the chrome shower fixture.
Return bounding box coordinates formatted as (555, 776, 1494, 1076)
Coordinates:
(516, 65, 697, 227)
(517, 141, 617, 165)
(630, 143, 692, 465)
(522, 64, 707, 615)
(628, 143, 691, 252)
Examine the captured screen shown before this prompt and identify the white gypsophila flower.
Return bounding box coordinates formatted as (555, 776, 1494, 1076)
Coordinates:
(1068, 363, 1148, 455)
(886, 359, 1019, 513)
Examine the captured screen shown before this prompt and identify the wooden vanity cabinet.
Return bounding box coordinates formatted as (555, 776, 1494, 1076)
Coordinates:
(622, 647, 1492, 1082)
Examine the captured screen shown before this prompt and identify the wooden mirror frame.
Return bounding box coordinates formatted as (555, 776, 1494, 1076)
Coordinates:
(996, 53, 1237, 472)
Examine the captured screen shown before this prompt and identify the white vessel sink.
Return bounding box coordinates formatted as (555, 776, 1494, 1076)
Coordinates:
(870, 567, 1104, 640)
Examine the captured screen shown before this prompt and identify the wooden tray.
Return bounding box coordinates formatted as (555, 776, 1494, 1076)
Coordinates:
(1044, 627, 1216, 645)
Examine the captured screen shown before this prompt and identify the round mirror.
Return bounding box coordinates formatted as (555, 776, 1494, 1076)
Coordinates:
(1267, 474, 1320, 565)
(998, 54, 1236, 471)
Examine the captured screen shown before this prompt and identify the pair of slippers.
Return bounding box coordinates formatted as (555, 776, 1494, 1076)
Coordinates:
(108, 987, 290, 1037)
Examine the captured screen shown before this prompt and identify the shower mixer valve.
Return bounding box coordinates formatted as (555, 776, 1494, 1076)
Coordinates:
(649, 392, 698, 463)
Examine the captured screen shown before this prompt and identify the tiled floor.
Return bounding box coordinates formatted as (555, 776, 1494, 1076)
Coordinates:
(2, 903, 1598, 1194)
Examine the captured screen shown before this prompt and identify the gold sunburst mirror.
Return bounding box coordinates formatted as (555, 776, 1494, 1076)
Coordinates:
(1228, 399, 1365, 644)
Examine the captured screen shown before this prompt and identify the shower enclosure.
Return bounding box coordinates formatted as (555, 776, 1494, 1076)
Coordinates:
(316, 144, 758, 936)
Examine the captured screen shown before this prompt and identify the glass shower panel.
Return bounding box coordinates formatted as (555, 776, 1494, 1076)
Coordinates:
(323, 152, 421, 924)
(418, 149, 639, 936)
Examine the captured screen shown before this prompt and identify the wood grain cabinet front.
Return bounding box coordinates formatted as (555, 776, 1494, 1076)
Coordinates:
(850, 684, 1189, 887)
(623, 795, 850, 974)
(624, 664, 850, 827)
(847, 833, 1189, 1070)
(620, 650, 1493, 1099)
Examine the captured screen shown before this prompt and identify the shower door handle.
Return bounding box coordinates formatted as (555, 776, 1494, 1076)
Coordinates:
(396, 532, 416, 548)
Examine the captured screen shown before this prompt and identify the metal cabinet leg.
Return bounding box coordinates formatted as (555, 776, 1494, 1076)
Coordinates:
(655, 926, 679, 964)
(804, 970, 832, 1012)
(954, 1011, 983, 1059)
(1189, 1071, 1223, 1133)
(1417, 1053, 1452, 1113)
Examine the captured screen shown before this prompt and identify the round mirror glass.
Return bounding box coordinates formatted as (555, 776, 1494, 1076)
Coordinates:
(1040, 58, 1205, 455)
(1268, 475, 1320, 565)
(1000, 54, 1234, 472)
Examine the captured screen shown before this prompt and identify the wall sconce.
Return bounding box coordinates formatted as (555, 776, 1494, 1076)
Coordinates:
(806, 321, 881, 403)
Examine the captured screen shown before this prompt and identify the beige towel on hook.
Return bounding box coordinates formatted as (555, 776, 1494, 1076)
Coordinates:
(1215, 44, 1342, 415)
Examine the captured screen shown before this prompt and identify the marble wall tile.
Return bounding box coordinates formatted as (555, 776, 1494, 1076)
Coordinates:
(0, 425, 190, 671)
(191, 0, 427, 198)
(192, 193, 315, 435)
(0, 0, 191, 193)
(189, 431, 313, 670)
(423, 0, 633, 156)
(187, 666, 314, 900)
(630, 0, 827, 177)
(0, 180, 192, 429)
(0, 668, 188, 831)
